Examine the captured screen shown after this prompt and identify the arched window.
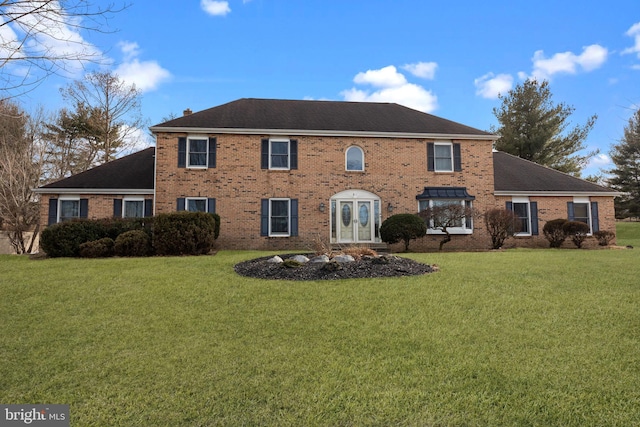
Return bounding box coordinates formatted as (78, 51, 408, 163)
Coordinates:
(346, 146, 364, 171)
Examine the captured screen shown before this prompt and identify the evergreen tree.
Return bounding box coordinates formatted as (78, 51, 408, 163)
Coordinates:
(493, 79, 597, 176)
(608, 108, 640, 219)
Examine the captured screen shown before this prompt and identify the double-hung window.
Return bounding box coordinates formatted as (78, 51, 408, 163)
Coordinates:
(261, 138, 298, 170)
(59, 198, 80, 222)
(506, 199, 539, 236)
(177, 136, 217, 169)
(124, 198, 144, 218)
(176, 197, 216, 214)
(260, 198, 299, 237)
(427, 142, 462, 172)
(568, 198, 599, 234)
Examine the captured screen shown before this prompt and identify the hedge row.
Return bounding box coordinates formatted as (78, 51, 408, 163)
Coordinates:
(40, 212, 220, 258)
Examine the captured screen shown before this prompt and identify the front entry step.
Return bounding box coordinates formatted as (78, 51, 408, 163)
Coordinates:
(330, 243, 389, 254)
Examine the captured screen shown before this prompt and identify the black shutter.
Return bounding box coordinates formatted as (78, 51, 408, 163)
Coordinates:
(290, 199, 298, 236)
(261, 139, 269, 169)
(290, 139, 298, 170)
(178, 137, 186, 168)
(144, 199, 153, 217)
(208, 137, 217, 168)
(531, 202, 539, 235)
(260, 199, 269, 236)
(567, 202, 575, 220)
(177, 198, 185, 211)
(79, 199, 88, 218)
(591, 202, 599, 232)
(48, 198, 58, 225)
(427, 143, 435, 171)
(113, 199, 123, 217)
(506, 201, 513, 211)
(207, 198, 216, 214)
(453, 143, 462, 171)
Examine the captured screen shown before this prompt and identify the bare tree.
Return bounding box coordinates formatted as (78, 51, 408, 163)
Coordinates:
(0, 0, 125, 99)
(484, 208, 517, 249)
(60, 71, 145, 163)
(419, 203, 475, 250)
(0, 100, 46, 253)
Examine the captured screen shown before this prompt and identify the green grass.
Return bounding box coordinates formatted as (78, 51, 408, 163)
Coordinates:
(1, 226, 639, 426)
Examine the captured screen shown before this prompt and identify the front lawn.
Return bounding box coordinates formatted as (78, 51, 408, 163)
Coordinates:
(1, 231, 639, 425)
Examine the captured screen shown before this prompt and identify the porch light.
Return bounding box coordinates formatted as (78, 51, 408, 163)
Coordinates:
(387, 202, 394, 213)
(319, 203, 326, 212)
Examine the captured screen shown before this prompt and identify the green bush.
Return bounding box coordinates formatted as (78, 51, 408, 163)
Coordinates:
(379, 213, 427, 251)
(114, 230, 151, 257)
(594, 230, 615, 246)
(40, 220, 107, 257)
(79, 238, 115, 258)
(563, 221, 591, 248)
(543, 218, 568, 248)
(152, 212, 218, 256)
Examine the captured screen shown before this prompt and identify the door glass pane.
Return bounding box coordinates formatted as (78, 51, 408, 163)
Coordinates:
(339, 202, 354, 241)
(358, 202, 372, 241)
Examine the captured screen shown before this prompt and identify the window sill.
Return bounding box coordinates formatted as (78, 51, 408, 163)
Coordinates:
(427, 229, 473, 235)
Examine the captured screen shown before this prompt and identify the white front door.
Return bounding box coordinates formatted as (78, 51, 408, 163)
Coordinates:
(337, 200, 374, 243)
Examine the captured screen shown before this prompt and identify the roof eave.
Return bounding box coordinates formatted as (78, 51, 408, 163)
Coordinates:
(34, 188, 154, 195)
(149, 126, 498, 141)
(494, 190, 622, 197)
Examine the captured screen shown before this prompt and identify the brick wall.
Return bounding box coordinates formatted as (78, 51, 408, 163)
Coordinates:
(154, 132, 498, 250)
(38, 194, 152, 227)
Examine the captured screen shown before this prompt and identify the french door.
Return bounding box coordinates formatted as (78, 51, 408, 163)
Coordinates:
(337, 200, 375, 243)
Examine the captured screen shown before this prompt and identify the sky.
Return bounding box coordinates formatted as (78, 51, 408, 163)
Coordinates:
(5, 0, 640, 177)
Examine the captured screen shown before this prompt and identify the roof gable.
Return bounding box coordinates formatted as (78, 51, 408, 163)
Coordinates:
(493, 151, 616, 194)
(151, 98, 494, 137)
(38, 147, 155, 191)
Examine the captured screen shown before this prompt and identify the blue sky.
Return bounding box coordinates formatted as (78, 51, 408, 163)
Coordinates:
(8, 0, 640, 177)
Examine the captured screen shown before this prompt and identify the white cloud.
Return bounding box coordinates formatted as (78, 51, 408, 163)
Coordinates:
(526, 44, 608, 81)
(402, 62, 437, 79)
(342, 65, 438, 112)
(201, 0, 231, 16)
(353, 65, 407, 88)
(586, 153, 612, 171)
(114, 42, 171, 93)
(474, 73, 513, 99)
(622, 21, 640, 57)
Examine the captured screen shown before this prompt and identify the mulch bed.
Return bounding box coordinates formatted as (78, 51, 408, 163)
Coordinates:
(234, 254, 436, 281)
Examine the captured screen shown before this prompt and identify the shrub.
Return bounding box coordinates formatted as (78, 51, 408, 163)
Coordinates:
(339, 246, 378, 260)
(152, 212, 218, 256)
(40, 220, 107, 257)
(484, 208, 517, 249)
(593, 230, 615, 246)
(562, 221, 591, 248)
(379, 214, 427, 251)
(114, 230, 151, 257)
(79, 238, 115, 258)
(543, 218, 568, 248)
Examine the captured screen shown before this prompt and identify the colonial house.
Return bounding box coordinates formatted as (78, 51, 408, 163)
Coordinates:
(36, 98, 619, 251)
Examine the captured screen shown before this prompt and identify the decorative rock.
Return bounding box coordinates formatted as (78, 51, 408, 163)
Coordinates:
(309, 255, 330, 263)
(267, 255, 283, 263)
(290, 255, 310, 264)
(332, 254, 355, 263)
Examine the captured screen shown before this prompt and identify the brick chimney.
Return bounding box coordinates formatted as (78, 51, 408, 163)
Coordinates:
(183, 108, 192, 116)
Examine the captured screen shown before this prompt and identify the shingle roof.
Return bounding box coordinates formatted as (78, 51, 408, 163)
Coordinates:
(151, 98, 494, 137)
(38, 147, 155, 191)
(493, 151, 617, 194)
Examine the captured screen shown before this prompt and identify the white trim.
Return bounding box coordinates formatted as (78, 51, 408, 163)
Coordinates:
(495, 191, 621, 197)
(185, 197, 208, 213)
(150, 126, 498, 141)
(57, 196, 80, 223)
(122, 197, 145, 218)
(268, 138, 291, 170)
(512, 198, 532, 236)
(186, 135, 209, 169)
(418, 199, 474, 235)
(35, 188, 154, 195)
(433, 141, 454, 173)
